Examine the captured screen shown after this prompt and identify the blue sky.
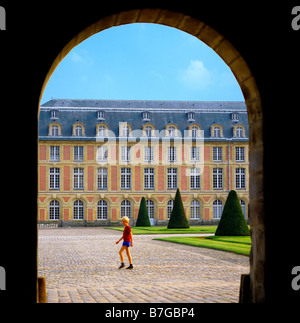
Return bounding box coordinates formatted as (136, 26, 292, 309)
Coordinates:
(41, 23, 244, 104)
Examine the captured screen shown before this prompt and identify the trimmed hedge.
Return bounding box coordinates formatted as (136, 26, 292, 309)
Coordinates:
(215, 190, 250, 236)
(167, 188, 190, 229)
(135, 197, 151, 227)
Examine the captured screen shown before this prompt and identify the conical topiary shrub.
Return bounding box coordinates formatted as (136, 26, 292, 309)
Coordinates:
(135, 197, 151, 227)
(215, 190, 250, 236)
(167, 188, 190, 229)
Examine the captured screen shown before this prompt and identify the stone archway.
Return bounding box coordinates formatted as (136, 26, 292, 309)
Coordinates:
(38, 9, 265, 302)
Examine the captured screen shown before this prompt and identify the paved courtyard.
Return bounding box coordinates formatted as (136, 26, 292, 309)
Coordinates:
(38, 227, 250, 303)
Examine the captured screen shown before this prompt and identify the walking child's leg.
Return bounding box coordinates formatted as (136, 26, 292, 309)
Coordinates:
(119, 246, 126, 263)
(125, 247, 132, 265)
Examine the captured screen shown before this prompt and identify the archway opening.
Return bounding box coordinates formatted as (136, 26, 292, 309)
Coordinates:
(38, 9, 264, 303)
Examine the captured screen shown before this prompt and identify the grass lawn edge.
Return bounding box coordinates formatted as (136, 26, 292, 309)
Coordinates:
(154, 236, 251, 256)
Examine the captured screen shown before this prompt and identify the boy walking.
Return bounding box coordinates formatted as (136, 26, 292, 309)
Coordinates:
(116, 216, 133, 269)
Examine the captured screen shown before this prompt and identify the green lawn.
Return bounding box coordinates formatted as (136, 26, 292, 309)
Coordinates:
(105, 225, 217, 235)
(154, 235, 251, 256)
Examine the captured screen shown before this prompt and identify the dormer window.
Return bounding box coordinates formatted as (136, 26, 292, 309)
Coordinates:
(168, 126, 176, 137)
(213, 127, 221, 138)
(142, 112, 150, 121)
(231, 113, 239, 122)
(75, 125, 83, 136)
(211, 124, 223, 138)
(188, 112, 195, 121)
(97, 110, 105, 120)
(72, 123, 85, 137)
(51, 110, 58, 120)
(49, 123, 61, 136)
(122, 126, 130, 137)
(50, 125, 59, 136)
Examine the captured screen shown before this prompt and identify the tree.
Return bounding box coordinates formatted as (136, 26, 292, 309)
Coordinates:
(215, 190, 250, 236)
(168, 188, 190, 229)
(135, 197, 151, 227)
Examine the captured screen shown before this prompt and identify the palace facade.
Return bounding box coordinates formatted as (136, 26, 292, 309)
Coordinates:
(38, 99, 249, 226)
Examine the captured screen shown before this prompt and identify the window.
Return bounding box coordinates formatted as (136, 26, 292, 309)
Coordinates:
(51, 110, 58, 119)
(168, 126, 175, 137)
(167, 200, 174, 219)
(50, 146, 60, 161)
(167, 168, 177, 189)
(74, 146, 84, 162)
(190, 168, 201, 189)
(122, 126, 130, 137)
(168, 146, 177, 162)
(97, 146, 108, 162)
(213, 200, 223, 219)
(98, 125, 106, 136)
(213, 126, 221, 138)
(73, 168, 84, 189)
(240, 199, 246, 219)
(121, 168, 131, 189)
(231, 113, 239, 121)
(97, 200, 108, 220)
(144, 146, 154, 162)
(191, 146, 200, 162)
(188, 112, 195, 121)
(75, 125, 83, 136)
(49, 168, 60, 189)
(146, 200, 155, 221)
(73, 200, 84, 220)
(97, 110, 105, 120)
(236, 168, 246, 189)
(121, 200, 131, 219)
(191, 126, 198, 138)
(50, 125, 59, 136)
(235, 147, 245, 162)
(145, 126, 152, 137)
(121, 146, 131, 162)
(143, 112, 150, 121)
(190, 200, 201, 219)
(144, 168, 154, 189)
(213, 147, 222, 162)
(236, 126, 243, 137)
(49, 200, 60, 220)
(97, 168, 108, 189)
(213, 168, 223, 189)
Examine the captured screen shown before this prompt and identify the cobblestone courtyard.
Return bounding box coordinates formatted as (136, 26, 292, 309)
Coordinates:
(38, 227, 249, 303)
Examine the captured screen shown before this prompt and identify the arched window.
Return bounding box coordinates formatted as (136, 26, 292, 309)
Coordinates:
(73, 200, 84, 220)
(97, 200, 108, 220)
(146, 199, 155, 222)
(191, 126, 198, 138)
(121, 200, 131, 219)
(49, 200, 60, 220)
(240, 199, 246, 219)
(168, 126, 176, 137)
(50, 124, 59, 136)
(122, 126, 130, 137)
(213, 126, 221, 138)
(213, 199, 223, 219)
(211, 124, 223, 138)
(237, 126, 244, 137)
(75, 125, 83, 136)
(167, 200, 174, 219)
(145, 126, 152, 137)
(98, 125, 107, 136)
(190, 200, 201, 219)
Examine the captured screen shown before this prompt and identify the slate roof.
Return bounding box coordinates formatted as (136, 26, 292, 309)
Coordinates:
(39, 99, 248, 141)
